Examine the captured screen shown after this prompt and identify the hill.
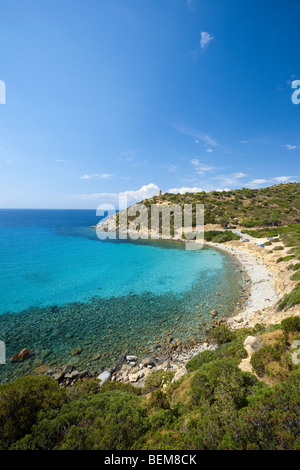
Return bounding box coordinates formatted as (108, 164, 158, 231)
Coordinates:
(140, 182, 300, 228)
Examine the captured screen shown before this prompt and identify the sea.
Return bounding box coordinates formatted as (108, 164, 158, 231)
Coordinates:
(0, 209, 244, 382)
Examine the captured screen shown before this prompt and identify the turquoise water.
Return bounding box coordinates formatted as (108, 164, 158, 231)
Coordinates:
(0, 210, 244, 382)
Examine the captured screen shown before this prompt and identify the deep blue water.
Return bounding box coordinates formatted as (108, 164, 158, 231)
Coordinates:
(0, 209, 244, 382)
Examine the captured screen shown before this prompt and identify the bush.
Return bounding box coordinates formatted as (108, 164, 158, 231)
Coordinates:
(204, 231, 239, 243)
(144, 370, 174, 393)
(277, 255, 295, 263)
(250, 345, 284, 378)
(12, 392, 148, 451)
(279, 284, 300, 310)
(281, 316, 300, 336)
(100, 380, 141, 396)
(221, 369, 300, 450)
(149, 390, 171, 410)
(0, 376, 66, 449)
(209, 325, 235, 345)
(290, 270, 300, 281)
(186, 350, 215, 371)
(190, 358, 259, 412)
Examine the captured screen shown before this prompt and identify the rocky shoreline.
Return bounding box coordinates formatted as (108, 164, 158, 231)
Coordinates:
(6, 230, 299, 390)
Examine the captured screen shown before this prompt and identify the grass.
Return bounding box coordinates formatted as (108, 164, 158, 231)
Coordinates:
(279, 284, 300, 310)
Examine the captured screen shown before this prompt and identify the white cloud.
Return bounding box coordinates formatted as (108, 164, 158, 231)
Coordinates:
(54, 159, 72, 163)
(191, 159, 215, 175)
(206, 148, 213, 153)
(240, 140, 248, 144)
(168, 187, 203, 194)
(273, 176, 292, 183)
(232, 172, 247, 179)
(246, 176, 295, 188)
(177, 126, 219, 148)
(72, 183, 160, 205)
(80, 173, 114, 180)
(120, 183, 160, 201)
(248, 179, 268, 185)
(286, 144, 297, 150)
(200, 32, 214, 50)
(214, 172, 248, 187)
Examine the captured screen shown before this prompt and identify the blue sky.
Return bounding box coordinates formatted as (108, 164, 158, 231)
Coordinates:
(0, 0, 300, 208)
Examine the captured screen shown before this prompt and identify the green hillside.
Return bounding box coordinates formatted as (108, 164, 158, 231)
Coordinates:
(1, 317, 299, 450)
(141, 182, 300, 227)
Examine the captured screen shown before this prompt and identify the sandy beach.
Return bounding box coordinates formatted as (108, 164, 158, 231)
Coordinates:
(203, 236, 300, 329)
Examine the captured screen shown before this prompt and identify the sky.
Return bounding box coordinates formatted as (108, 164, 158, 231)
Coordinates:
(0, 0, 300, 209)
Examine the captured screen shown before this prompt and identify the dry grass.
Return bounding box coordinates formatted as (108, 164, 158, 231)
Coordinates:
(260, 329, 285, 347)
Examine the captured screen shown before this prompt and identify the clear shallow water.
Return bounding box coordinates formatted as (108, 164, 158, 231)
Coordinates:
(0, 209, 244, 382)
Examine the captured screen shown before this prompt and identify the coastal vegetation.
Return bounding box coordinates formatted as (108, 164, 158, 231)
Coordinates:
(109, 183, 300, 237)
(141, 182, 300, 227)
(1, 317, 299, 450)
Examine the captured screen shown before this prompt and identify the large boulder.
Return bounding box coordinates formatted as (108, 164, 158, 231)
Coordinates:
(126, 355, 138, 362)
(243, 336, 261, 357)
(172, 366, 187, 383)
(97, 370, 111, 388)
(141, 357, 156, 368)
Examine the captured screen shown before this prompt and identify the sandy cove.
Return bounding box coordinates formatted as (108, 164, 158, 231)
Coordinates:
(94, 222, 300, 386)
(203, 236, 300, 329)
(112, 235, 300, 387)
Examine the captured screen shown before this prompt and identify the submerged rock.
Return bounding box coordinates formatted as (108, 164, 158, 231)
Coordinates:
(34, 365, 51, 375)
(10, 348, 35, 362)
(70, 346, 82, 356)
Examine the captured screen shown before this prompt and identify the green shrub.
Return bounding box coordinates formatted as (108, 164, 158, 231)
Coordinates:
(186, 350, 215, 371)
(12, 392, 148, 451)
(190, 369, 213, 406)
(290, 270, 300, 281)
(279, 284, 300, 310)
(100, 380, 141, 395)
(254, 323, 265, 332)
(277, 255, 295, 263)
(281, 316, 300, 336)
(250, 345, 284, 377)
(220, 369, 300, 450)
(190, 358, 259, 411)
(144, 370, 174, 393)
(0, 376, 66, 449)
(66, 378, 100, 400)
(209, 325, 235, 345)
(204, 231, 239, 243)
(149, 390, 170, 410)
